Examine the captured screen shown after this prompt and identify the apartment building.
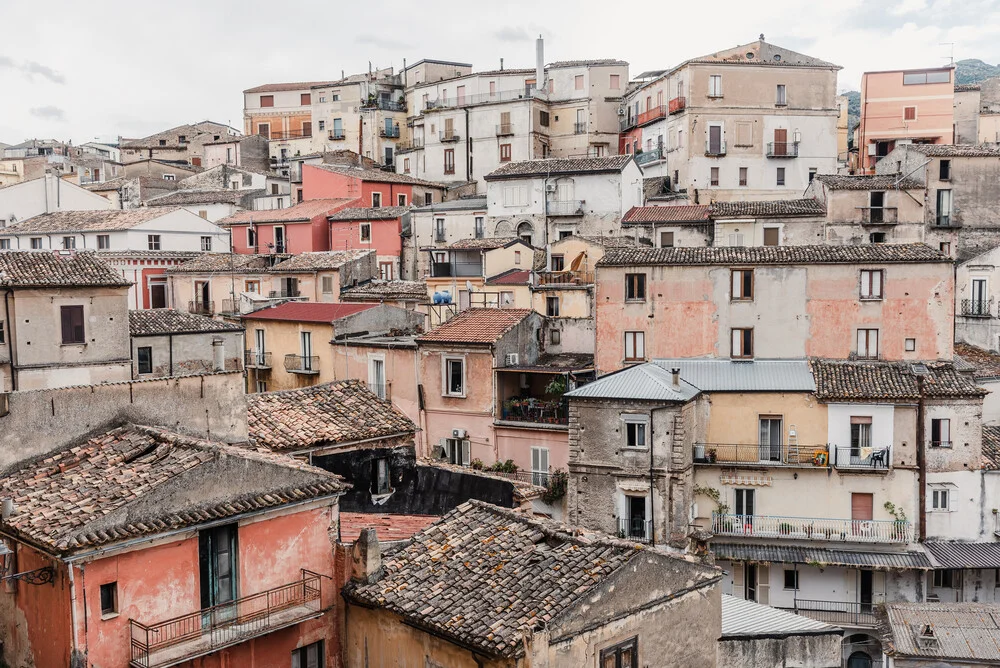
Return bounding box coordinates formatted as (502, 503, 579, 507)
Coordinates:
(806, 174, 927, 246)
(858, 66, 955, 173)
(221, 198, 355, 255)
(128, 309, 244, 379)
(619, 35, 840, 201)
(423, 237, 537, 309)
(327, 206, 409, 280)
(0, 173, 112, 227)
(405, 196, 487, 279)
(243, 81, 332, 144)
(120, 121, 240, 166)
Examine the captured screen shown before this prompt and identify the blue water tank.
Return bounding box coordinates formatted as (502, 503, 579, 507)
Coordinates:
(440, 290, 452, 304)
(433, 291, 444, 304)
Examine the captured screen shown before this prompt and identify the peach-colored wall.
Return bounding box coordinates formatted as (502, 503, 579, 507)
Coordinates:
(495, 425, 568, 472)
(4, 545, 72, 668)
(418, 346, 496, 461)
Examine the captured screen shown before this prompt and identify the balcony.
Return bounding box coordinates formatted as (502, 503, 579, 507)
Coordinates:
(637, 105, 666, 126)
(780, 600, 877, 628)
(766, 141, 800, 158)
(831, 446, 890, 471)
(429, 261, 482, 278)
(573, 122, 587, 135)
(268, 289, 300, 299)
(328, 131, 346, 141)
(620, 116, 637, 132)
(668, 96, 686, 114)
(705, 140, 727, 156)
(362, 98, 407, 112)
(961, 298, 993, 318)
(271, 129, 311, 141)
(439, 131, 461, 143)
(634, 147, 664, 166)
(129, 570, 324, 668)
(499, 397, 568, 426)
(284, 354, 319, 374)
(425, 88, 547, 110)
(546, 199, 585, 216)
(380, 125, 400, 138)
(496, 123, 514, 136)
(367, 382, 390, 400)
(711, 513, 912, 544)
(535, 270, 595, 286)
(617, 518, 652, 543)
(396, 138, 423, 153)
(693, 443, 821, 467)
(244, 350, 272, 369)
(858, 207, 899, 224)
(188, 301, 214, 316)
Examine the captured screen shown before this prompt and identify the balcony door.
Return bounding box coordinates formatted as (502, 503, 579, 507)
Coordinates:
(736, 563, 769, 604)
(758, 416, 783, 462)
(255, 329, 266, 365)
(859, 569, 874, 614)
(851, 492, 874, 538)
(709, 125, 722, 154)
(199, 524, 238, 621)
(972, 278, 988, 315)
(626, 495, 647, 540)
(773, 128, 787, 156)
(274, 226, 286, 253)
(300, 331, 313, 371)
(870, 191, 885, 224)
(369, 358, 386, 399)
(735, 488, 755, 519)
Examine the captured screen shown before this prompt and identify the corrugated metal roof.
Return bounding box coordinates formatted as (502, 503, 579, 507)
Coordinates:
(721, 595, 839, 638)
(651, 359, 815, 392)
(881, 603, 1000, 662)
(564, 364, 700, 402)
(924, 542, 1000, 569)
(713, 543, 933, 569)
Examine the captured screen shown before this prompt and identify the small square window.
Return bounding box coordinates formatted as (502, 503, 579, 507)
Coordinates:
(905, 338, 916, 352)
(625, 273, 646, 301)
(660, 231, 674, 248)
(147, 234, 161, 251)
(932, 488, 951, 510)
(30, 237, 42, 249)
(96, 234, 110, 249)
(100, 582, 118, 616)
(624, 416, 648, 448)
(550, 329, 561, 345)
(200, 236, 212, 251)
(933, 569, 955, 588)
(870, 232, 886, 243)
(783, 569, 799, 590)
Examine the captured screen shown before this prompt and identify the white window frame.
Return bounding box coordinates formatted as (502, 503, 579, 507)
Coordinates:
(776, 84, 786, 106)
(930, 485, 956, 512)
(368, 354, 387, 400)
(531, 446, 550, 486)
(200, 236, 212, 252)
(623, 414, 649, 449)
(247, 226, 256, 249)
(624, 331, 645, 362)
(397, 193, 407, 206)
(860, 269, 884, 300)
(857, 329, 879, 359)
(442, 355, 466, 397)
(444, 438, 471, 466)
(709, 75, 723, 97)
(371, 192, 382, 208)
(731, 327, 754, 359)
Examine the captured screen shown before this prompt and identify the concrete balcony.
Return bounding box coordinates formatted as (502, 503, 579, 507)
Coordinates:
(637, 105, 666, 126)
(284, 354, 319, 374)
(711, 513, 911, 544)
(858, 207, 899, 224)
(187, 301, 214, 316)
(244, 350, 272, 370)
(439, 131, 461, 143)
(546, 200, 584, 216)
(705, 140, 726, 156)
(693, 442, 824, 467)
(668, 96, 686, 114)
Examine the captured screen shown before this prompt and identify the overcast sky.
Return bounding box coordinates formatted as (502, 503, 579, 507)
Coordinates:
(2, 0, 999, 145)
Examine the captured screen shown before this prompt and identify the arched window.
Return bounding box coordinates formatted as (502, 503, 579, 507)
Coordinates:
(494, 220, 513, 237)
(846, 652, 871, 668)
(516, 221, 534, 245)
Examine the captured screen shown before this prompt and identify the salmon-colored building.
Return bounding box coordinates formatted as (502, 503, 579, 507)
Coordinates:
(0, 424, 346, 668)
(220, 198, 355, 255)
(301, 164, 445, 207)
(327, 206, 409, 280)
(858, 66, 955, 172)
(593, 244, 954, 374)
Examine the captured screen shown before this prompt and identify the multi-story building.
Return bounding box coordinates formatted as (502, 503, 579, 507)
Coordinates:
(327, 206, 410, 280)
(221, 198, 355, 255)
(405, 196, 487, 279)
(242, 81, 332, 145)
(857, 66, 955, 173)
(120, 121, 240, 166)
(619, 35, 840, 201)
(0, 173, 112, 227)
(128, 309, 244, 378)
(301, 163, 445, 208)
(423, 237, 537, 310)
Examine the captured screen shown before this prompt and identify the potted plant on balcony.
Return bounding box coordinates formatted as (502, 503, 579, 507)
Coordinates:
(779, 522, 794, 536)
(884, 501, 908, 541)
(707, 448, 717, 463)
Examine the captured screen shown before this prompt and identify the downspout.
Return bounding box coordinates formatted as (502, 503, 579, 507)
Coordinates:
(465, 108, 471, 182)
(649, 409, 656, 546)
(3, 289, 17, 391)
(67, 562, 81, 662)
(917, 375, 926, 542)
(168, 333, 174, 377)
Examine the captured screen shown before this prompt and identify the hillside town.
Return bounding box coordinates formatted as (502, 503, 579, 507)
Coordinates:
(5, 28, 1000, 668)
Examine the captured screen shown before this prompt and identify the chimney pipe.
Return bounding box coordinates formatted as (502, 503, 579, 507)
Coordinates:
(212, 338, 225, 372)
(500, 57, 504, 71)
(536, 35, 545, 90)
(671, 368, 681, 389)
(2, 498, 13, 520)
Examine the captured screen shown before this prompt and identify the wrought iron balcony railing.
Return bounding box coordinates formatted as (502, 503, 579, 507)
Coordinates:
(961, 298, 993, 317)
(499, 396, 568, 426)
(367, 382, 390, 400)
(617, 518, 653, 543)
(637, 105, 666, 126)
(693, 443, 822, 467)
(766, 141, 800, 157)
(268, 289, 301, 299)
(832, 446, 890, 470)
(711, 513, 911, 543)
(779, 599, 877, 628)
(244, 350, 272, 369)
(328, 131, 346, 140)
(705, 140, 727, 156)
(573, 122, 587, 134)
(188, 301, 214, 316)
(619, 116, 637, 132)
(634, 147, 664, 165)
(284, 354, 319, 374)
(362, 99, 406, 112)
(380, 125, 400, 138)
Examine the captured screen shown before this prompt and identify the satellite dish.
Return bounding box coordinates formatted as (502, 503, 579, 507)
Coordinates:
(465, 280, 474, 293)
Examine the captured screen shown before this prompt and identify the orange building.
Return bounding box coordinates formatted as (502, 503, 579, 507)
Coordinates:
(0, 425, 346, 668)
(858, 66, 955, 172)
(243, 82, 335, 141)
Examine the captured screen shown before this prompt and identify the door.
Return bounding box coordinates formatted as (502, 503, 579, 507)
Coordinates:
(199, 524, 238, 622)
(300, 331, 312, 371)
(745, 563, 758, 602)
(859, 569, 874, 614)
(444, 118, 454, 140)
(869, 191, 885, 223)
(255, 329, 266, 365)
(274, 227, 285, 253)
(758, 416, 783, 462)
(709, 125, 722, 154)
(456, 85, 466, 105)
(149, 282, 166, 309)
(852, 493, 874, 537)
(847, 653, 872, 668)
(531, 447, 549, 486)
(773, 128, 787, 156)
(384, 147, 393, 166)
(458, 289, 470, 310)
(972, 278, 988, 315)
(735, 488, 755, 534)
(627, 496, 647, 539)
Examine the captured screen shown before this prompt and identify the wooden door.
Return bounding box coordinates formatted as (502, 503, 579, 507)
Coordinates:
(774, 128, 788, 156)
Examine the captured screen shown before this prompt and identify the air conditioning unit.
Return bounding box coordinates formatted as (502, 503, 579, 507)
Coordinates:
(867, 143, 877, 156)
(545, 183, 557, 193)
(505, 353, 520, 366)
(452, 428, 467, 439)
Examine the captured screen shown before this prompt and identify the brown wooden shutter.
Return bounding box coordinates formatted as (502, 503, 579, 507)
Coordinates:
(773, 128, 787, 156)
(60, 307, 72, 343)
(763, 228, 779, 246)
(851, 493, 873, 521)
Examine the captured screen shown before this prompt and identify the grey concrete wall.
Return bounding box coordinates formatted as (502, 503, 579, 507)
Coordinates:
(493, 312, 543, 366)
(718, 633, 843, 668)
(338, 251, 378, 291)
(0, 371, 248, 470)
(131, 330, 244, 379)
(332, 305, 426, 339)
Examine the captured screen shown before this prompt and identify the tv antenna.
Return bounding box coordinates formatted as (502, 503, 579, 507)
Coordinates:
(940, 43, 955, 66)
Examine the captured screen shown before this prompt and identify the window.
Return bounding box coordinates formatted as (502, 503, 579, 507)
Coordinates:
(445, 438, 471, 466)
(372, 458, 390, 495)
(939, 159, 951, 181)
(546, 296, 560, 317)
(809, 168, 817, 182)
(500, 143, 512, 162)
(903, 70, 951, 85)
(474, 216, 484, 239)
(735, 488, 755, 516)
(0, 239, 8, 250)
(300, 93, 311, 106)
(776, 84, 786, 106)
(371, 192, 382, 208)
(63, 236, 76, 249)
(444, 149, 455, 174)
(574, 74, 584, 90)
(444, 357, 464, 396)
(255, 380, 268, 393)
(321, 276, 334, 293)
(318, 120, 325, 131)
(247, 227, 256, 249)
(624, 331, 645, 361)
(424, 193, 433, 205)
(550, 329, 561, 345)
(870, 232, 886, 243)
(763, 228, 779, 246)
(850, 416, 872, 457)
(0, 320, 4, 345)
(403, 158, 410, 173)
(731, 328, 753, 358)
(857, 329, 879, 359)
(551, 255, 565, 271)
(137, 346, 153, 375)
(728, 233, 745, 247)
(852, 492, 873, 522)
(360, 223, 372, 243)
(539, 110, 550, 127)
(860, 269, 884, 299)
(397, 193, 407, 206)
(660, 231, 674, 248)
(200, 236, 212, 251)
(731, 269, 753, 300)
(514, 251, 521, 264)
(933, 569, 957, 588)
(99, 582, 118, 617)
(332, 93, 340, 102)
(709, 75, 722, 97)
(610, 74, 621, 89)
(260, 95, 274, 107)
(162, 174, 176, 181)
(710, 167, 719, 186)
(600, 637, 638, 668)
(739, 167, 748, 186)
(147, 235, 161, 251)
(931, 418, 951, 447)
(625, 273, 646, 301)
(936, 189, 952, 226)
(245, 280, 260, 293)
(905, 338, 916, 352)
(60, 305, 85, 344)
(198, 210, 208, 219)
(434, 218, 446, 242)
(291, 640, 324, 668)
(776, 167, 785, 186)
(531, 447, 550, 486)
(624, 415, 648, 448)
(30, 237, 42, 249)
(783, 569, 799, 590)
(931, 488, 951, 511)
(904, 106, 916, 121)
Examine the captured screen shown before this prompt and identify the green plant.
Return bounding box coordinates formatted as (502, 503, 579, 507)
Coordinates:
(694, 484, 721, 504)
(544, 375, 568, 396)
(541, 469, 568, 504)
(470, 458, 485, 471)
(779, 522, 794, 535)
(884, 501, 907, 522)
(487, 459, 519, 474)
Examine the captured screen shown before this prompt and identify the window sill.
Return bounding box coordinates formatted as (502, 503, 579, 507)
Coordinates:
(624, 299, 646, 304)
(61, 342, 87, 348)
(707, 95, 724, 99)
(443, 393, 467, 399)
(623, 446, 650, 452)
(859, 297, 884, 302)
(623, 359, 646, 364)
(101, 612, 120, 621)
(730, 298, 754, 303)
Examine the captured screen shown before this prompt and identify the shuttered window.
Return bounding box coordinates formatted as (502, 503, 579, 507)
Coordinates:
(60, 305, 85, 344)
(851, 493, 874, 521)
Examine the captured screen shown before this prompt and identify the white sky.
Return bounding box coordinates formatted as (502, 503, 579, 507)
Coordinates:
(2, 0, 999, 144)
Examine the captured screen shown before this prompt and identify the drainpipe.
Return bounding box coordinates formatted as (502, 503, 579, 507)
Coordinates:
(3, 289, 17, 391)
(168, 333, 174, 377)
(649, 410, 656, 546)
(67, 562, 81, 661)
(916, 376, 926, 542)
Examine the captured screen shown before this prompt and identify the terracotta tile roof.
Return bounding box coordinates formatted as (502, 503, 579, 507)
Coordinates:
(4, 207, 182, 233)
(547, 59, 629, 68)
(83, 176, 128, 191)
(622, 205, 711, 224)
(148, 188, 264, 206)
(954, 343, 1000, 379)
(167, 253, 276, 274)
(710, 198, 826, 218)
(218, 198, 354, 226)
(598, 243, 949, 267)
(955, 83, 982, 92)
(340, 280, 428, 302)
(447, 237, 519, 250)
(129, 309, 243, 336)
(248, 380, 416, 452)
(270, 249, 374, 272)
(687, 39, 839, 69)
(417, 308, 532, 344)
(575, 235, 641, 248)
(983, 426, 1000, 471)
(0, 250, 131, 287)
(244, 81, 342, 93)
(242, 301, 377, 323)
(327, 206, 410, 221)
(484, 155, 633, 180)
(0, 424, 345, 554)
(339, 513, 439, 543)
(811, 359, 987, 402)
(308, 163, 445, 188)
(904, 144, 1000, 157)
(343, 500, 719, 658)
(485, 268, 530, 285)
(813, 174, 923, 190)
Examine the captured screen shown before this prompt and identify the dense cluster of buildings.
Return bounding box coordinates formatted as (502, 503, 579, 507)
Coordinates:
(5, 32, 1000, 668)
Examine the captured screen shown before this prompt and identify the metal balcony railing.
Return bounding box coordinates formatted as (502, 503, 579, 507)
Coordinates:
(961, 298, 993, 317)
(535, 270, 595, 286)
(425, 88, 547, 110)
(619, 116, 637, 132)
(244, 350, 272, 369)
(668, 96, 686, 114)
(380, 125, 400, 138)
(328, 131, 346, 141)
(617, 518, 652, 543)
(129, 570, 323, 668)
(781, 599, 877, 628)
(766, 141, 800, 157)
(499, 397, 568, 426)
(693, 443, 822, 467)
(219, 299, 239, 315)
(188, 301, 214, 316)
(439, 131, 461, 142)
(831, 446, 890, 471)
(546, 199, 585, 216)
(637, 105, 666, 126)
(573, 122, 587, 134)
(362, 99, 406, 112)
(634, 147, 664, 165)
(271, 129, 311, 140)
(268, 289, 300, 299)
(367, 382, 390, 400)
(858, 207, 899, 224)
(711, 513, 911, 543)
(284, 354, 319, 374)
(705, 140, 727, 156)
(496, 123, 514, 136)
(396, 138, 423, 152)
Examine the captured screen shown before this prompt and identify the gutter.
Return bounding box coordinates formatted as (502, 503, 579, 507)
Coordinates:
(3, 289, 17, 391)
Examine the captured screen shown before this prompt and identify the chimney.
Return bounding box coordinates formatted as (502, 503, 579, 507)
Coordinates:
(500, 57, 504, 71)
(2, 498, 14, 520)
(671, 368, 681, 390)
(351, 528, 383, 583)
(212, 338, 225, 372)
(536, 35, 545, 90)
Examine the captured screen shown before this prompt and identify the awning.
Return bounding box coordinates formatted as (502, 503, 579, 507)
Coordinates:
(712, 542, 933, 570)
(924, 542, 1000, 569)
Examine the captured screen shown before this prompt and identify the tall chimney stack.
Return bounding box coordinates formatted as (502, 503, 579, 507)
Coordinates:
(536, 35, 545, 91)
